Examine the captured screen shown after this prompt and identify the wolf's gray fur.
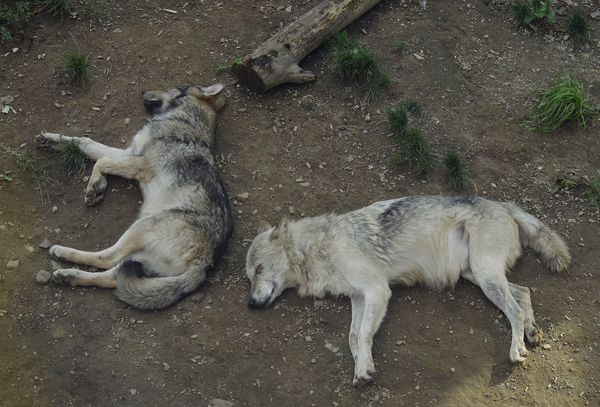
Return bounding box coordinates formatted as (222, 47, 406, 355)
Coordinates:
(245, 195, 571, 385)
(36, 84, 232, 310)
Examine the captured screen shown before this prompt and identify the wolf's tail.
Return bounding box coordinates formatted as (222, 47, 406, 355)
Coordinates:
(113, 259, 207, 310)
(503, 202, 571, 272)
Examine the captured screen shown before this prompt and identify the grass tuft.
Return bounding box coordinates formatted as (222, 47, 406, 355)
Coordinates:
(63, 51, 91, 85)
(16, 147, 45, 185)
(386, 102, 409, 140)
(61, 139, 86, 174)
(37, 0, 71, 15)
(510, 0, 557, 26)
(85, 0, 104, 18)
(394, 126, 432, 174)
(0, 1, 31, 40)
(581, 173, 600, 206)
(403, 97, 423, 115)
(524, 70, 599, 131)
(443, 149, 467, 190)
(326, 30, 390, 96)
(567, 9, 591, 44)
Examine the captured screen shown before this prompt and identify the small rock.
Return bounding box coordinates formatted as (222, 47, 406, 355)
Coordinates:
(288, 205, 295, 214)
(305, 335, 312, 342)
(209, 399, 234, 407)
(39, 239, 51, 249)
(314, 300, 324, 307)
(25, 245, 35, 254)
(542, 344, 551, 350)
(379, 173, 386, 183)
(163, 363, 170, 371)
(591, 11, 600, 20)
(7, 260, 19, 269)
(54, 103, 63, 109)
(300, 182, 310, 187)
(51, 260, 62, 270)
(365, 114, 371, 122)
(325, 342, 340, 353)
(52, 206, 58, 213)
(124, 118, 131, 125)
(236, 192, 249, 202)
(129, 389, 137, 395)
(36, 270, 52, 284)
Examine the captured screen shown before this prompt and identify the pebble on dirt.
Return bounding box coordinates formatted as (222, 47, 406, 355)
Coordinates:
(7, 260, 19, 269)
(235, 192, 249, 202)
(35, 270, 52, 284)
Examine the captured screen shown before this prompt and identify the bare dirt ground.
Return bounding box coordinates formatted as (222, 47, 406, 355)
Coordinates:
(1, 0, 600, 406)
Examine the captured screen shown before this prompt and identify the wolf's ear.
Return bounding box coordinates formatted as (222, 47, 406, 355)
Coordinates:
(270, 216, 289, 241)
(258, 220, 272, 234)
(188, 84, 227, 111)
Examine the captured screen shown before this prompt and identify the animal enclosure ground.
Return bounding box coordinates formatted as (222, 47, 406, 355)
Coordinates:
(1, 0, 600, 406)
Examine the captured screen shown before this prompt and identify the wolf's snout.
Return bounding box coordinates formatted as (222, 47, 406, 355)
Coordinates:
(248, 297, 259, 308)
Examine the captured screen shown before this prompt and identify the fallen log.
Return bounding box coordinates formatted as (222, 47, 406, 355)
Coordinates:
(235, 0, 381, 93)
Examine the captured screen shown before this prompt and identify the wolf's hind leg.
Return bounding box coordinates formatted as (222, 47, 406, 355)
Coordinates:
(52, 267, 117, 288)
(464, 262, 528, 363)
(49, 217, 152, 270)
(509, 282, 542, 345)
(349, 295, 366, 362)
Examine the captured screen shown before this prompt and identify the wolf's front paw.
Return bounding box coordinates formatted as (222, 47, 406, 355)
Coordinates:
(52, 269, 72, 285)
(85, 176, 107, 206)
(35, 132, 62, 146)
(34, 133, 49, 145)
(49, 245, 67, 261)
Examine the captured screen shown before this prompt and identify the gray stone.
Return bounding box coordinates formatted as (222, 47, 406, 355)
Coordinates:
(36, 270, 52, 284)
(39, 239, 52, 249)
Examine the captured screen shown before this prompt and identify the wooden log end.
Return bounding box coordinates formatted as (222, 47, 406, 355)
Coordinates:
(235, 59, 268, 93)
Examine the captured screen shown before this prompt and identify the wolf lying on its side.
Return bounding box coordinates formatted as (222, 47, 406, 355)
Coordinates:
(35, 84, 233, 310)
(245, 195, 571, 386)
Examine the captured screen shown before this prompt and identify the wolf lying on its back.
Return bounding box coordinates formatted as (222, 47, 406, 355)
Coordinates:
(245, 195, 571, 386)
(36, 84, 233, 310)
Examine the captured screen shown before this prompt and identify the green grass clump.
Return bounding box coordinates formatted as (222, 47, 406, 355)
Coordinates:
(85, 0, 104, 18)
(394, 126, 432, 174)
(217, 57, 243, 72)
(567, 9, 591, 44)
(386, 97, 423, 141)
(16, 148, 45, 185)
(63, 51, 91, 85)
(403, 97, 423, 115)
(524, 70, 599, 131)
(386, 103, 409, 140)
(443, 149, 467, 190)
(37, 0, 71, 15)
(581, 173, 600, 206)
(395, 41, 406, 52)
(511, 0, 557, 26)
(0, 1, 31, 40)
(326, 30, 390, 96)
(61, 139, 86, 174)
